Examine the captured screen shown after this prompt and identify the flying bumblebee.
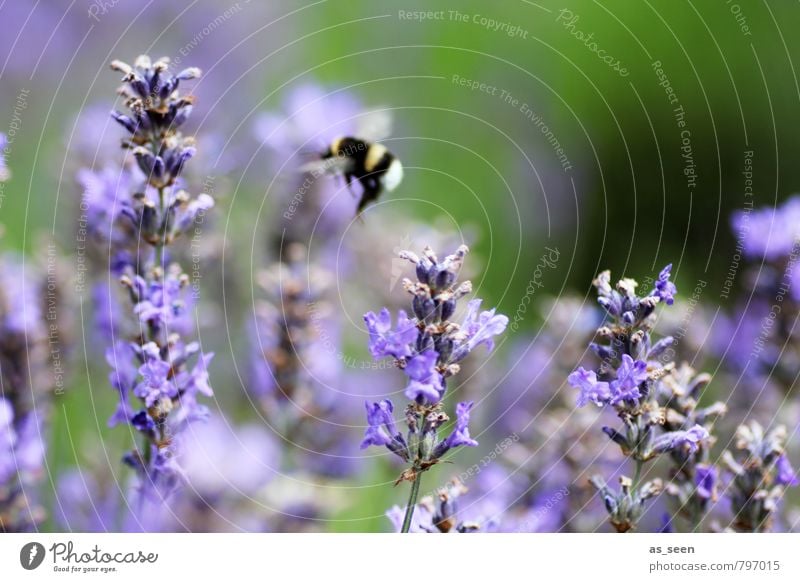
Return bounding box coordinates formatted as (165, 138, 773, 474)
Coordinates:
(302, 111, 403, 216)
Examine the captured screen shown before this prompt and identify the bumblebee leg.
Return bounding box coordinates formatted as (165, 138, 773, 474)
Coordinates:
(356, 183, 380, 215)
(344, 172, 355, 193)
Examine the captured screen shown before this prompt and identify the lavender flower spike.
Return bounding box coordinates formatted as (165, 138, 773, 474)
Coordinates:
(92, 56, 214, 506)
(361, 245, 506, 533)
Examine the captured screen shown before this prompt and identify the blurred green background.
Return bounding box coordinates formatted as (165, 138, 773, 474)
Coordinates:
(2, 0, 798, 531)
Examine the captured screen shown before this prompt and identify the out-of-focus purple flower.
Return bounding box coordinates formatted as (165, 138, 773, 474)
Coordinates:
(255, 84, 363, 154)
(106, 341, 137, 427)
(0, 399, 45, 501)
(775, 454, 799, 487)
(78, 166, 135, 243)
(179, 415, 279, 497)
(55, 470, 120, 532)
(731, 196, 800, 261)
(722, 422, 793, 531)
(0, 253, 51, 531)
(695, 464, 717, 500)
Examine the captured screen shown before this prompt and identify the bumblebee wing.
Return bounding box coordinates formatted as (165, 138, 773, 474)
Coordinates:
(356, 109, 393, 142)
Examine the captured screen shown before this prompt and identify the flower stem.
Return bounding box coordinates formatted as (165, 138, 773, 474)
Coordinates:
(632, 459, 643, 491)
(155, 186, 165, 269)
(400, 471, 423, 533)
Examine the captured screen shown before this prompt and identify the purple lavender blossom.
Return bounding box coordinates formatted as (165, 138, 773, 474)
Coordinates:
(364, 308, 416, 359)
(569, 354, 647, 407)
(650, 264, 677, 305)
(403, 350, 444, 402)
(731, 196, 800, 261)
(695, 465, 717, 501)
(434, 402, 479, 456)
(92, 55, 215, 504)
(722, 422, 798, 531)
(568, 367, 611, 407)
(361, 245, 505, 533)
(0, 400, 43, 485)
(652, 425, 710, 455)
(775, 455, 799, 487)
(570, 265, 723, 532)
(0, 254, 51, 531)
(363, 245, 507, 406)
(453, 299, 509, 360)
(361, 400, 407, 459)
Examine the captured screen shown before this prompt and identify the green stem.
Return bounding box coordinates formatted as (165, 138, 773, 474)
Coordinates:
(632, 458, 643, 491)
(155, 186, 165, 269)
(400, 471, 423, 533)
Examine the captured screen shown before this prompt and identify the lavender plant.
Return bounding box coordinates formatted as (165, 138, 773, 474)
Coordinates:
(361, 245, 508, 532)
(659, 364, 726, 530)
(724, 197, 800, 391)
(0, 254, 49, 531)
(721, 421, 798, 532)
(0, 140, 58, 532)
(568, 265, 715, 532)
(385, 478, 490, 533)
(97, 56, 215, 505)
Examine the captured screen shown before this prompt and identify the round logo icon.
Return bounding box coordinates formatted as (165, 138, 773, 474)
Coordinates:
(19, 542, 46, 570)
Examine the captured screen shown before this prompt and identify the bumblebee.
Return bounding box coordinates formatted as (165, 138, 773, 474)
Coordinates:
(320, 137, 403, 214)
(302, 111, 403, 216)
